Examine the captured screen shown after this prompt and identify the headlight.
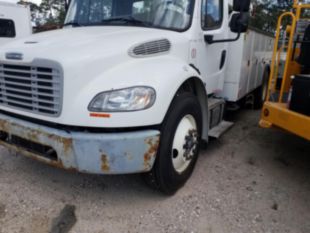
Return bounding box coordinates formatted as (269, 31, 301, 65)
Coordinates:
(88, 86, 156, 112)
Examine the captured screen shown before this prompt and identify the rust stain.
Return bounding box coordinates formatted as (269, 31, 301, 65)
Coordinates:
(1, 124, 73, 157)
(46, 134, 73, 156)
(0, 139, 80, 173)
(0, 119, 76, 171)
(28, 129, 39, 141)
(143, 137, 159, 170)
(53, 158, 65, 169)
(65, 166, 79, 173)
(101, 154, 110, 172)
(61, 138, 73, 155)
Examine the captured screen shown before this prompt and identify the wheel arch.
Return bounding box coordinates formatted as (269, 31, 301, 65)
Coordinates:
(171, 77, 209, 142)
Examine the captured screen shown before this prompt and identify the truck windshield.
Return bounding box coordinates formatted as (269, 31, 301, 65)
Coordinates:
(65, 0, 195, 31)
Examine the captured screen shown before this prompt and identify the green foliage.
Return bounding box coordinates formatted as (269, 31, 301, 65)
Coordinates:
(18, 0, 70, 26)
(250, 0, 293, 33)
(18, 0, 42, 24)
(40, 0, 66, 24)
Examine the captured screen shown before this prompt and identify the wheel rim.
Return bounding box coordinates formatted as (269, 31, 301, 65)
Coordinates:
(171, 114, 198, 174)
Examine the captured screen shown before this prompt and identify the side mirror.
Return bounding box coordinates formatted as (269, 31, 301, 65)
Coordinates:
(204, 10, 249, 44)
(233, 0, 251, 12)
(229, 12, 249, 33)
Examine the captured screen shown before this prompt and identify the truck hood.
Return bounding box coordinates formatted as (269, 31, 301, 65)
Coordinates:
(0, 26, 191, 127)
(0, 26, 189, 66)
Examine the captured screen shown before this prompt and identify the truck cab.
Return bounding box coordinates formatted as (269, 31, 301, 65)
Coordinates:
(0, 2, 32, 46)
(0, 0, 267, 194)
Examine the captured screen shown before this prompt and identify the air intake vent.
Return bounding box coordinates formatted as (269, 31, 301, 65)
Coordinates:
(129, 39, 171, 57)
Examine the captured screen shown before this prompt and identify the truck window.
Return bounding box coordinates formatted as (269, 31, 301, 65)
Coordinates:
(75, 0, 113, 23)
(65, 0, 195, 32)
(201, 0, 223, 30)
(0, 19, 16, 38)
(132, 0, 144, 13)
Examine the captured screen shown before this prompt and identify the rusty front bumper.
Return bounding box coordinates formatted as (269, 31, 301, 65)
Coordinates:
(0, 113, 160, 174)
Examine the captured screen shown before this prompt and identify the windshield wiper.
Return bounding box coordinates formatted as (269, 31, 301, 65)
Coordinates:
(63, 21, 82, 27)
(100, 17, 150, 26)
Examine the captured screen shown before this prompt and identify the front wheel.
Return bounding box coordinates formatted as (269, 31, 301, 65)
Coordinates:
(143, 93, 202, 195)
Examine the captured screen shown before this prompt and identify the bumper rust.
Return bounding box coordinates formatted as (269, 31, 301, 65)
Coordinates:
(0, 113, 160, 174)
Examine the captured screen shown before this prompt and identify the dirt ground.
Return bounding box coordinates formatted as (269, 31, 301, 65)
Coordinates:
(1, 109, 310, 233)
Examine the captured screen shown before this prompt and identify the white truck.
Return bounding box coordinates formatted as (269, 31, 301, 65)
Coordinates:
(0, 2, 32, 46)
(0, 0, 273, 194)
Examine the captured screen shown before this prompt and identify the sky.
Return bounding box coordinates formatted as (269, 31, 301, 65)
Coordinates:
(3, 0, 42, 4)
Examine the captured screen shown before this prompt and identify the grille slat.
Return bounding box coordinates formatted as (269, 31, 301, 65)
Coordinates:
(0, 79, 60, 91)
(3, 86, 60, 98)
(0, 63, 62, 116)
(1, 73, 60, 84)
(0, 97, 59, 111)
(0, 67, 60, 76)
(0, 92, 59, 105)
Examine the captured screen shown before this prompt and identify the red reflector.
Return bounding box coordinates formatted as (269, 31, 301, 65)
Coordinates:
(90, 113, 111, 118)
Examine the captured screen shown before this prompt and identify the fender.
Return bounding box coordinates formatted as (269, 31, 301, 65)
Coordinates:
(68, 55, 207, 128)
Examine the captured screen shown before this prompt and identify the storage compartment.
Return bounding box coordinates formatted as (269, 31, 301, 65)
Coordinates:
(289, 74, 310, 115)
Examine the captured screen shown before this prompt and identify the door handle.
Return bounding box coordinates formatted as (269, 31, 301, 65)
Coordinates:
(219, 50, 227, 70)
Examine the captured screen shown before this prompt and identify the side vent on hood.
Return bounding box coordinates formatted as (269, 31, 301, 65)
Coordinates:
(129, 39, 171, 58)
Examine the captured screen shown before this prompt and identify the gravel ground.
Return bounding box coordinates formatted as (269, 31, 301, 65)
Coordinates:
(1, 109, 310, 233)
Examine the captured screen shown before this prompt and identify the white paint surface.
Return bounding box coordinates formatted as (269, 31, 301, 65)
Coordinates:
(0, 0, 274, 128)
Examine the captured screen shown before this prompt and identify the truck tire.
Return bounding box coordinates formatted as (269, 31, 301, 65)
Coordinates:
(143, 92, 202, 195)
(254, 69, 269, 109)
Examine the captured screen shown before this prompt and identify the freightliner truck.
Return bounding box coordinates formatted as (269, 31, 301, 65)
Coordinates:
(0, 2, 32, 46)
(0, 0, 273, 194)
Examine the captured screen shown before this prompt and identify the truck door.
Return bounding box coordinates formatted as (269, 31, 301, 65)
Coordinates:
(197, 0, 228, 95)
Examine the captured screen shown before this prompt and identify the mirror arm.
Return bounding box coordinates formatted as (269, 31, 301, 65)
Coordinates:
(204, 32, 241, 44)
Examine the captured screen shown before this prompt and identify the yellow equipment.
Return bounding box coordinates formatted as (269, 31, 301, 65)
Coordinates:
(259, 0, 310, 140)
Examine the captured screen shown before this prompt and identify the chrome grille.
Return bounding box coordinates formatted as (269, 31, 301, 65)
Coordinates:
(129, 39, 171, 57)
(0, 63, 62, 116)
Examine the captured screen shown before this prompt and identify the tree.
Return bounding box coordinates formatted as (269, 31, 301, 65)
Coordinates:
(250, 0, 292, 34)
(277, 0, 294, 8)
(17, 0, 43, 25)
(18, 0, 69, 26)
(39, 0, 66, 24)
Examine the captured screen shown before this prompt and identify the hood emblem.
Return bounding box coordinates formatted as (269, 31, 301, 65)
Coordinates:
(5, 52, 23, 60)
